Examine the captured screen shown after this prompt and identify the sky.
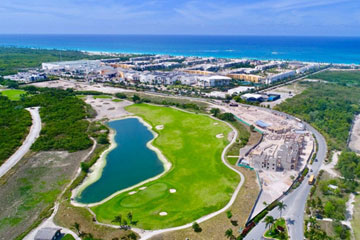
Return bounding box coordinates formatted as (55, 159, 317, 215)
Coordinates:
(0, 0, 359, 36)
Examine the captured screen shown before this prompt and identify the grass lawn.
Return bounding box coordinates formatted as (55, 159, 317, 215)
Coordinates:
(112, 99, 123, 102)
(62, 234, 75, 240)
(0, 89, 26, 100)
(153, 167, 259, 240)
(91, 104, 240, 229)
(264, 218, 289, 240)
(93, 95, 112, 99)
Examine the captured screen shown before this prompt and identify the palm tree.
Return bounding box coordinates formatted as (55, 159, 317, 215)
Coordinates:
(225, 228, 234, 239)
(308, 217, 317, 229)
(127, 212, 133, 223)
(72, 222, 81, 235)
(277, 201, 287, 218)
(263, 215, 275, 231)
(112, 215, 122, 226)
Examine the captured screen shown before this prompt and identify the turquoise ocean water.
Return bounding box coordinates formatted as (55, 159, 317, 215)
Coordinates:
(0, 35, 360, 64)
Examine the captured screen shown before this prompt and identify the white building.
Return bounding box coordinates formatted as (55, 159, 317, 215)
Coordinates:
(196, 75, 231, 88)
(296, 64, 320, 74)
(266, 70, 296, 84)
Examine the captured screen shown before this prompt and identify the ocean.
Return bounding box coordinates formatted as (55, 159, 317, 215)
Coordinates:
(0, 34, 360, 64)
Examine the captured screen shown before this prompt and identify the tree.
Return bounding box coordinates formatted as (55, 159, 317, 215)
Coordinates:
(277, 201, 287, 218)
(72, 222, 81, 235)
(192, 222, 202, 232)
(98, 134, 109, 144)
(308, 217, 317, 229)
(132, 94, 141, 103)
(226, 210, 233, 219)
(127, 212, 133, 223)
(115, 92, 127, 99)
(263, 201, 268, 207)
(122, 219, 128, 226)
(112, 215, 122, 226)
(127, 232, 137, 240)
(210, 108, 220, 117)
(263, 215, 275, 230)
(218, 113, 236, 121)
(250, 125, 255, 132)
(225, 228, 234, 239)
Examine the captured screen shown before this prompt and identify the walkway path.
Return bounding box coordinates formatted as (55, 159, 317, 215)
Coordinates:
(0, 107, 41, 179)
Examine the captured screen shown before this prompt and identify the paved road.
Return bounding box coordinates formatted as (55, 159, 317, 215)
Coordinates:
(0, 107, 41, 179)
(245, 119, 327, 240)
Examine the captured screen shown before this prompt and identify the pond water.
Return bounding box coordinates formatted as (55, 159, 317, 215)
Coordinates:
(76, 118, 164, 204)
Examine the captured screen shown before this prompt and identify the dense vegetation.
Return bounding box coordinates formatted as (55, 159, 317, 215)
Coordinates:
(0, 47, 114, 76)
(276, 82, 360, 150)
(336, 151, 360, 180)
(0, 96, 32, 165)
(311, 70, 360, 87)
(24, 88, 92, 152)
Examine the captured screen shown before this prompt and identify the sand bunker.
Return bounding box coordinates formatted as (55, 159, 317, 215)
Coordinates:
(159, 212, 168, 216)
(128, 191, 137, 195)
(169, 189, 176, 193)
(139, 187, 147, 190)
(216, 133, 224, 139)
(213, 123, 219, 125)
(156, 125, 164, 130)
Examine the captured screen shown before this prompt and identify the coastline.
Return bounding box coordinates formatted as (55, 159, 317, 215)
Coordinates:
(71, 115, 172, 207)
(1, 37, 360, 64)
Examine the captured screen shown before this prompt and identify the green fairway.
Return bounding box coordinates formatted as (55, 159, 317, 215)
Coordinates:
(1, 89, 26, 101)
(91, 104, 240, 229)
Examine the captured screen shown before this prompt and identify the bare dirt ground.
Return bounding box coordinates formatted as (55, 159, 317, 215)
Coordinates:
(349, 115, 360, 153)
(262, 82, 306, 108)
(85, 96, 133, 120)
(30, 80, 130, 94)
(151, 168, 259, 240)
(0, 149, 90, 240)
(320, 151, 341, 178)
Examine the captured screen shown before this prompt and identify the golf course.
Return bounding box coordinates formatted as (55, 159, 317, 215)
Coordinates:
(0, 89, 26, 101)
(91, 104, 241, 229)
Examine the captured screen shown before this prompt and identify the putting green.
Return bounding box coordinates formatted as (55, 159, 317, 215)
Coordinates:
(0, 89, 26, 101)
(91, 104, 240, 229)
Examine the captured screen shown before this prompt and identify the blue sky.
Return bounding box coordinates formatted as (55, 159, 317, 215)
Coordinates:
(0, 0, 359, 36)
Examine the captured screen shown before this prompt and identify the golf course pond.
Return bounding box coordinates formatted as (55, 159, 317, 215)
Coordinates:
(75, 118, 165, 204)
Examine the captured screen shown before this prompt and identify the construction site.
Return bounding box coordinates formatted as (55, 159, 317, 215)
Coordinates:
(225, 104, 315, 216)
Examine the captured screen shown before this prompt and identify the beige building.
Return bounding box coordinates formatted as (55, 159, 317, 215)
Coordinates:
(227, 73, 265, 83)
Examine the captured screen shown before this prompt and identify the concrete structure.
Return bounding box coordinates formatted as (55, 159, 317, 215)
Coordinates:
(296, 64, 320, 74)
(42, 60, 101, 72)
(34, 228, 61, 240)
(241, 93, 267, 102)
(227, 73, 265, 83)
(266, 70, 296, 84)
(197, 75, 231, 87)
(4, 72, 47, 83)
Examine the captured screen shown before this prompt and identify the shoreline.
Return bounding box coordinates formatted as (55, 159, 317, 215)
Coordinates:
(71, 115, 172, 207)
(0, 44, 359, 65)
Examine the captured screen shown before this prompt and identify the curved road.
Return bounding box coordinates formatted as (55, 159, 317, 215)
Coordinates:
(0, 107, 41, 179)
(245, 118, 327, 240)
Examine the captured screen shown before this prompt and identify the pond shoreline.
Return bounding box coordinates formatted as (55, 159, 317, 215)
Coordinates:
(71, 116, 171, 207)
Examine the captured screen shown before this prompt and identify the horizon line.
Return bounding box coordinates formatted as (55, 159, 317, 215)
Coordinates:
(0, 33, 360, 38)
